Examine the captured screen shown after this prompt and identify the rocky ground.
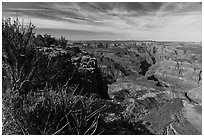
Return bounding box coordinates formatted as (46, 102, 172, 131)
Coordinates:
(80, 41, 202, 135)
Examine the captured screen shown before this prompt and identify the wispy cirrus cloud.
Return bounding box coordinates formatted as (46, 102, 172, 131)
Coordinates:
(2, 2, 202, 41)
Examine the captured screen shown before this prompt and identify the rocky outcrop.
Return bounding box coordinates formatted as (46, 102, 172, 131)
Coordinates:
(186, 87, 202, 104)
(41, 46, 109, 99)
(3, 46, 109, 99)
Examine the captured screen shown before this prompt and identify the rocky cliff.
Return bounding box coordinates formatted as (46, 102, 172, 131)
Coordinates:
(82, 41, 202, 135)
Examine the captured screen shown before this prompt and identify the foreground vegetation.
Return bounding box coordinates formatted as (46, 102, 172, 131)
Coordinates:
(2, 18, 154, 135)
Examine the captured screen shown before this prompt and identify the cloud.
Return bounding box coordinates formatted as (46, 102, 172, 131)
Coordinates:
(2, 2, 202, 41)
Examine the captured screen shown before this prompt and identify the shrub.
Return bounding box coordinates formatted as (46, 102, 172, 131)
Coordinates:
(2, 18, 37, 93)
(2, 84, 108, 135)
(57, 36, 67, 48)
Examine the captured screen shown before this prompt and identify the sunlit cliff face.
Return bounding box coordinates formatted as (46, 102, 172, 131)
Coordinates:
(2, 2, 202, 41)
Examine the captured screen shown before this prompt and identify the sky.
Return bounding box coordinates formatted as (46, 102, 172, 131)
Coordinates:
(2, 2, 202, 41)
